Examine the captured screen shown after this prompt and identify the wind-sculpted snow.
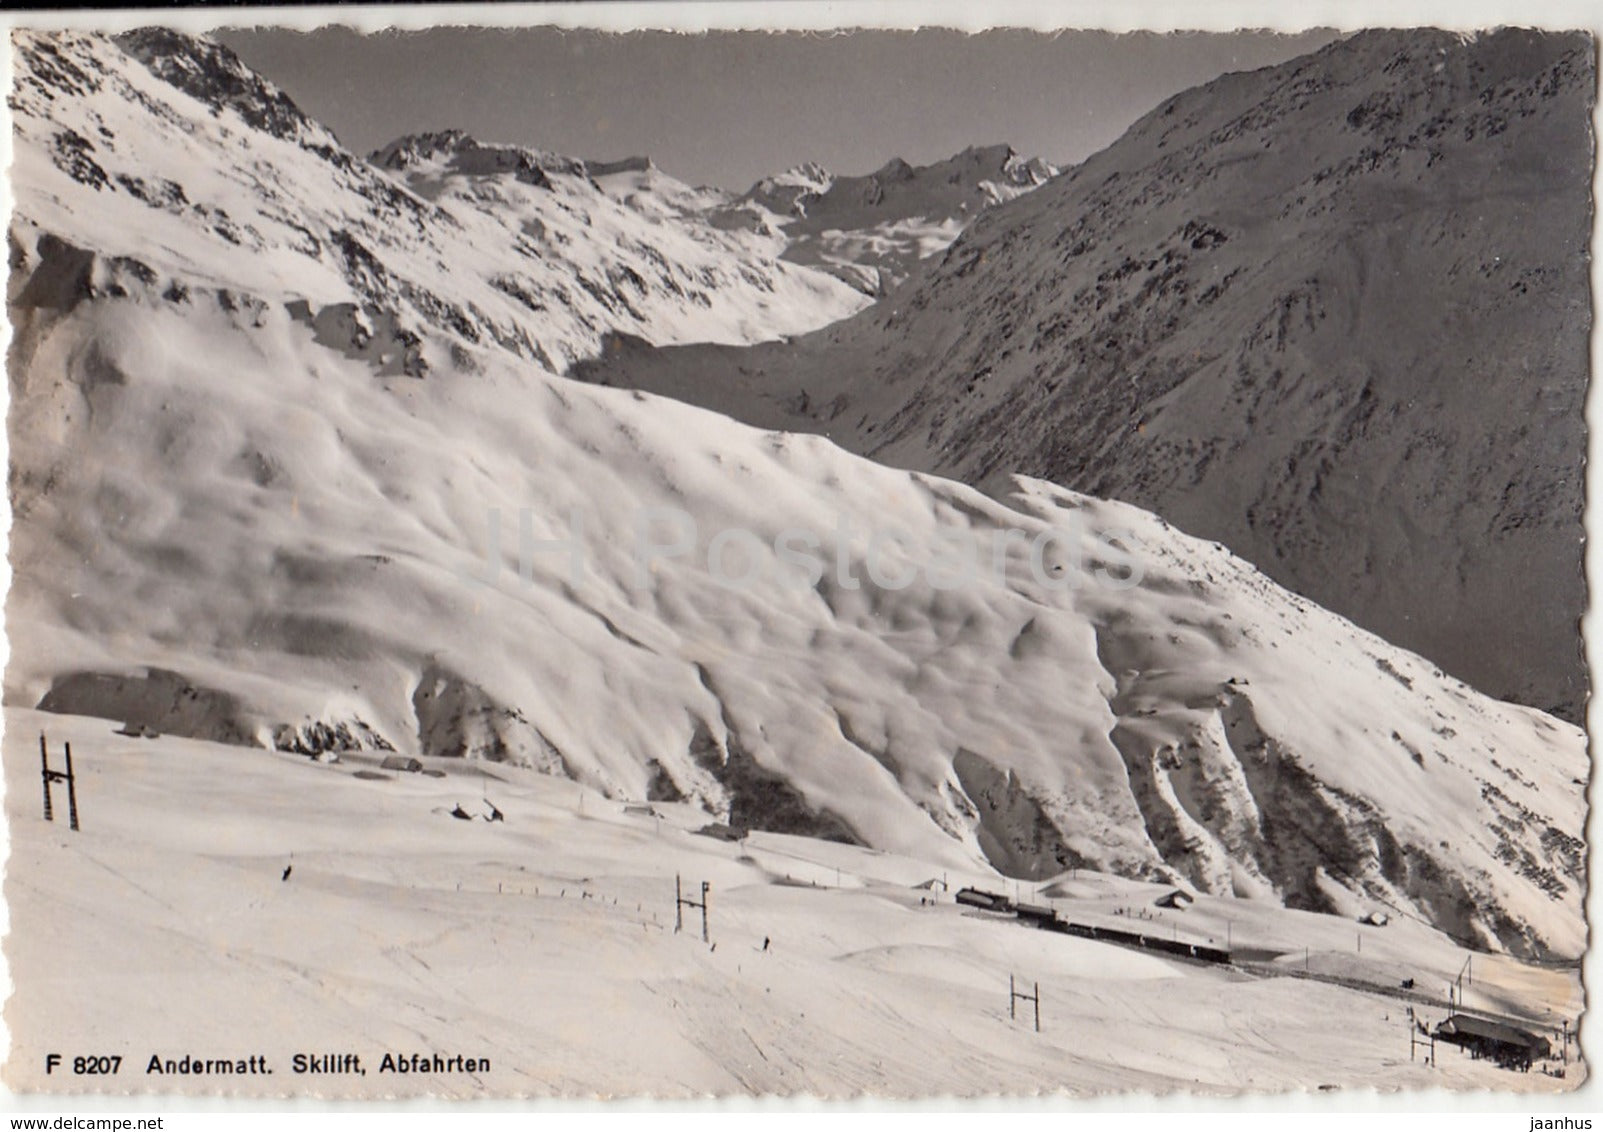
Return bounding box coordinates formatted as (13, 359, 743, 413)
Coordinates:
(7, 278, 1585, 960)
(5, 28, 1586, 962)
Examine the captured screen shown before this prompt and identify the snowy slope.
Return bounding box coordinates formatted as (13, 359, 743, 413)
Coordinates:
(6, 249, 1585, 962)
(571, 28, 1593, 723)
(9, 32, 867, 378)
(2, 708, 1581, 1097)
(4, 29, 1586, 965)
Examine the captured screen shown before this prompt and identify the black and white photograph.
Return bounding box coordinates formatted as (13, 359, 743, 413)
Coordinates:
(0, 1, 1594, 1109)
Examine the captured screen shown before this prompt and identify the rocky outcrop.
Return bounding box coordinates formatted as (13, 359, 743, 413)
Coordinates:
(411, 664, 569, 771)
(38, 668, 259, 746)
(272, 717, 395, 756)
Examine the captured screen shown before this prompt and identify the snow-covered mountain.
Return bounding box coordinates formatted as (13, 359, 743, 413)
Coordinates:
(369, 130, 741, 225)
(742, 160, 835, 216)
(5, 28, 1586, 963)
(721, 145, 1061, 295)
(10, 32, 867, 380)
(571, 28, 1593, 724)
(750, 145, 1057, 223)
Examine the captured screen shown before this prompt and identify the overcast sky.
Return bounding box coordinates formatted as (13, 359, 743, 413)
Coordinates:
(218, 26, 1339, 190)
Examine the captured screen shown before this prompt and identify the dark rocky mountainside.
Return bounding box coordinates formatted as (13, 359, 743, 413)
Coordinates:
(572, 28, 1594, 721)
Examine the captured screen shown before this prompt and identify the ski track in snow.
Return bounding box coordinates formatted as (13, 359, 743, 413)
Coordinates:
(2, 710, 1583, 1097)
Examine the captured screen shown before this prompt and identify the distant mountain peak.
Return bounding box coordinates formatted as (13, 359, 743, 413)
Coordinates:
(741, 143, 1058, 220)
(369, 135, 661, 187)
(766, 161, 833, 188)
(872, 155, 916, 181)
(367, 128, 478, 168)
(721, 142, 1060, 294)
(367, 131, 588, 182)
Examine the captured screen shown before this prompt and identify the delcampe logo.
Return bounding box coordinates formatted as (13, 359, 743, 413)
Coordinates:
(454, 505, 1144, 595)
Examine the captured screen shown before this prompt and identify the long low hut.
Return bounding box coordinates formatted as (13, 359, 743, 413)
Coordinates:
(954, 887, 1013, 913)
(1434, 1014, 1549, 1070)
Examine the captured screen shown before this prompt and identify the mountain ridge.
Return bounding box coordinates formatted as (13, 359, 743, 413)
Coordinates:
(570, 26, 1594, 721)
(11, 30, 869, 380)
